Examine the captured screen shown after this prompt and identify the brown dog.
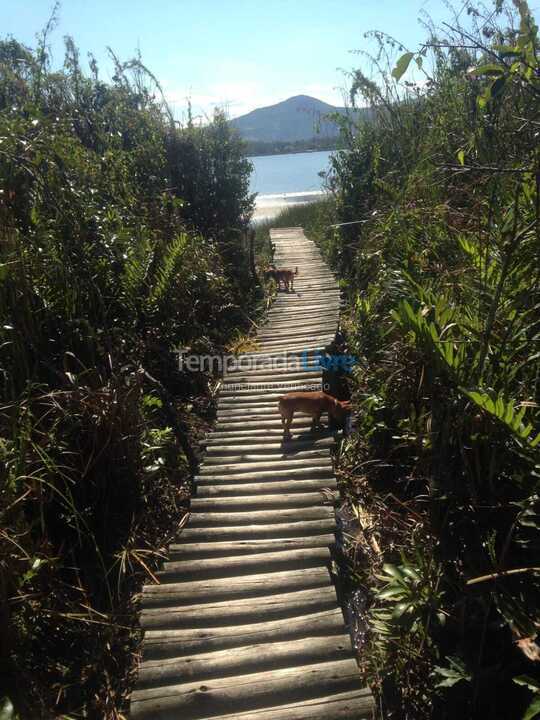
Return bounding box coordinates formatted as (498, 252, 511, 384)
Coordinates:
(278, 391, 351, 440)
(264, 265, 298, 292)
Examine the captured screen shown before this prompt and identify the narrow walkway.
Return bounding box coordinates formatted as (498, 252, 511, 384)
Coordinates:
(131, 228, 374, 719)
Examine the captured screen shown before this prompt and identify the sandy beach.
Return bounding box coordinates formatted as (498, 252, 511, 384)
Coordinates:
(252, 190, 326, 222)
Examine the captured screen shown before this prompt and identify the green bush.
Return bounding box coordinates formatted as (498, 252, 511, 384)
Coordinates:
(316, 3, 540, 718)
(0, 29, 255, 718)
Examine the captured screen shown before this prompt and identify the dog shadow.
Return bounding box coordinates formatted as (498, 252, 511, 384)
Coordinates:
(278, 427, 335, 456)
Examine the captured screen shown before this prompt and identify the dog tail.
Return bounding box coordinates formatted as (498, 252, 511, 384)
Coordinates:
(295, 266, 298, 275)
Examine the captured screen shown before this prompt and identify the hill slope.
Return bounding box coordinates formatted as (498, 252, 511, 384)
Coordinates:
(230, 95, 357, 143)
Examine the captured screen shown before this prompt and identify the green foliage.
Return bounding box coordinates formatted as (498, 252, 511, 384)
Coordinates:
(0, 29, 254, 718)
(513, 676, 540, 720)
(316, 2, 540, 718)
(433, 657, 472, 689)
(392, 52, 415, 81)
(374, 555, 444, 632)
(462, 389, 539, 447)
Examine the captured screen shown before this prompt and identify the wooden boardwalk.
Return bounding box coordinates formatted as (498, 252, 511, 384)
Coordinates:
(131, 228, 374, 719)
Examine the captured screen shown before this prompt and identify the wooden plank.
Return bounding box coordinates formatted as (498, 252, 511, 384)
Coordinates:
(214, 418, 313, 430)
(195, 466, 335, 484)
(198, 458, 333, 474)
(168, 535, 336, 560)
(207, 428, 334, 441)
(141, 567, 334, 607)
(130, 659, 364, 719)
(201, 449, 330, 464)
(194, 478, 337, 498)
(142, 608, 345, 659)
(219, 391, 323, 401)
(187, 506, 334, 527)
(156, 547, 331, 581)
(177, 518, 336, 543)
(190, 493, 334, 514)
(140, 585, 340, 629)
(191, 688, 374, 720)
(203, 438, 335, 452)
(137, 634, 354, 689)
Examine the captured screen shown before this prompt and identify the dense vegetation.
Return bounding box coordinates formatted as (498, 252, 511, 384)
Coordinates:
(0, 19, 255, 719)
(301, 2, 539, 718)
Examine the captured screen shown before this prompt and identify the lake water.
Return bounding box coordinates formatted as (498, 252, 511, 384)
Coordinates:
(249, 149, 333, 221)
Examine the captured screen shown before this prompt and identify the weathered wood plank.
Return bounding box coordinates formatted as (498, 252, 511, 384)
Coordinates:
(177, 518, 336, 543)
(194, 478, 337, 498)
(156, 547, 331, 581)
(202, 449, 330, 464)
(137, 634, 354, 689)
(130, 659, 365, 719)
(141, 567, 334, 607)
(198, 458, 333, 474)
(187, 506, 334, 527)
(142, 608, 345, 659)
(168, 535, 336, 560)
(140, 585, 340, 629)
(195, 466, 335, 484)
(189, 688, 374, 720)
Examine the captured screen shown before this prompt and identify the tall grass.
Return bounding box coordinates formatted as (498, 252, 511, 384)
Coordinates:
(311, 2, 540, 718)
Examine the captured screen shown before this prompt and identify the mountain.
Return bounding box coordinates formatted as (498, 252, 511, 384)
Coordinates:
(230, 95, 357, 143)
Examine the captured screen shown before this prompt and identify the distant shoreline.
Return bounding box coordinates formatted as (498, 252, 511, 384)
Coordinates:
(247, 146, 339, 159)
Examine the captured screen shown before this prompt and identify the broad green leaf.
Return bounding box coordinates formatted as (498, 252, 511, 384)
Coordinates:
(392, 601, 413, 620)
(434, 658, 472, 688)
(477, 88, 490, 109)
(401, 565, 421, 582)
(462, 389, 538, 447)
(392, 52, 414, 81)
(523, 697, 540, 720)
(530, 432, 540, 448)
(457, 149, 466, 166)
(378, 587, 407, 600)
(468, 63, 505, 77)
(493, 44, 522, 57)
(382, 563, 405, 580)
(514, 675, 540, 692)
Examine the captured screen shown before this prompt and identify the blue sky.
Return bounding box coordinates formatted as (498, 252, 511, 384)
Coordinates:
(3, 1, 538, 119)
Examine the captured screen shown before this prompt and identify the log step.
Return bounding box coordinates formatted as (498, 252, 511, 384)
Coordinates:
(177, 518, 337, 543)
(168, 535, 336, 560)
(140, 585, 340, 630)
(201, 448, 330, 464)
(156, 547, 331, 582)
(137, 634, 354, 689)
(130, 659, 370, 719)
(142, 607, 345, 659)
(194, 478, 337, 498)
(199, 457, 333, 474)
(141, 567, 334, 607)
(187, 506, 334, 527)
(195, 466, 334, 483)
